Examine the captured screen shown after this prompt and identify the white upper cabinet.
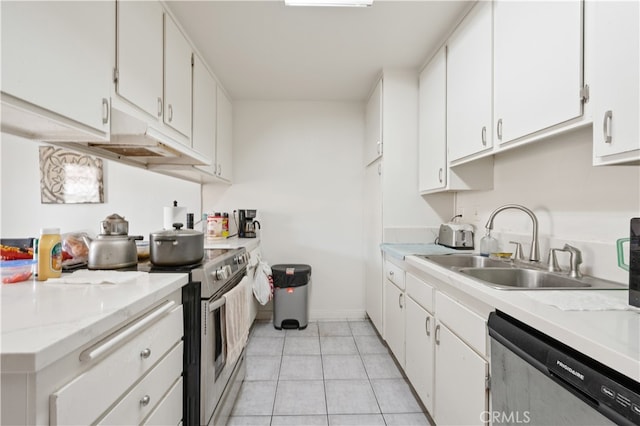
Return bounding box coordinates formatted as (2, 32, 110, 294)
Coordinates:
(116, 0, 164, 120)
(1, 1, 113, 138)
(364, 78, 383, 166)
(591, 0, 640, 165)
(192, 55, 217, 174)
(447, 1, 493, 163)
(164, 14, 193, 139)
(493, 0, 584, 145)
(418, 47, 447, 193)
(216, 86, 233, 182)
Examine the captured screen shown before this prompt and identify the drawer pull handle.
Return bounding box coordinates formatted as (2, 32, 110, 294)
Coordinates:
(140, 348, 151, 359)
(79, 300, 176, 362)
(140, 395, 151, 406)
(389, 271, 394, 276)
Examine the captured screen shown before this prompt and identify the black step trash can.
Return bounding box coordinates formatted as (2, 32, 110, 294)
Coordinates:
(272, 264, 311, 330)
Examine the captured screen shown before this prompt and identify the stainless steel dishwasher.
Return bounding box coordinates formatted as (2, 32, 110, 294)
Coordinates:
(488, 311, 640, 426)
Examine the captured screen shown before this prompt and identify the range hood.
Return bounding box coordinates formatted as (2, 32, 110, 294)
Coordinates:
(87, 107, 210, 166)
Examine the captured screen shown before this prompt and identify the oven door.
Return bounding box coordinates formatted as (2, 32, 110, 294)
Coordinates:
(200, 294, 227, 425)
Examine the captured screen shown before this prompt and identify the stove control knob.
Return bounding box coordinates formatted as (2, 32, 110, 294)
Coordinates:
(213, 265, 231, 281)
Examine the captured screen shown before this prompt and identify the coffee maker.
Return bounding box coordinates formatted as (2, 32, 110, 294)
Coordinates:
(238, 209, 260, 238)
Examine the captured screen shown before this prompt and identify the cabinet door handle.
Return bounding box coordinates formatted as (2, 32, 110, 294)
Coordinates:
(140, 348, 151, 359)
(376, 140, 383, 155)
(435, 324, 441, 345)
(398, 293, 404, 309)
(102, 98, 109, 125)
(481, 126, 487, 146)
(157, 97, 163, 117)
(438, 168, 443, 183)
(497, 119, 503, 141)
(140, 395, 151, 406)
(425, 316, 431, 337)
(79, 300, 175, 362)
(603, 110, 613, 144)
(168, 104, 173, 122)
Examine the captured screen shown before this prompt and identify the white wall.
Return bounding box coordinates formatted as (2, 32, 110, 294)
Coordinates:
(203, 101, 366, 320)
(456, 125, 640, 283)
(0, 133, 201, 239)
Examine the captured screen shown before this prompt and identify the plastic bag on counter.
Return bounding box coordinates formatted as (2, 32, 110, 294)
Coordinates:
(61, 232, 89, 269)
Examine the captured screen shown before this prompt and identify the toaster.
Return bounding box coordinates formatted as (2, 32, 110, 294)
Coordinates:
(438, 222, 475, 250)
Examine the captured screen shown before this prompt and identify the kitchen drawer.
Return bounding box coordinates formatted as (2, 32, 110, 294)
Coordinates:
(406, 272, 434, 313)
(142, 376, 183, 426)
(50, 302, 183, 425)
(435, 291, 486, 356)
(98, 341, 183, 425)
(384, 260, 405, 290)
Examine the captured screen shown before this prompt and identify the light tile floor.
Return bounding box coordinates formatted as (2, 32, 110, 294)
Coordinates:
(228, 320, 432, 426)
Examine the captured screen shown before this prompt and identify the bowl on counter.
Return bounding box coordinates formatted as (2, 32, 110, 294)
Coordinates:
(1, 259, 36, 283)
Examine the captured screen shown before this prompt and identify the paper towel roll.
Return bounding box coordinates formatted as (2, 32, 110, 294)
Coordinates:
(164, 206, 187, 230)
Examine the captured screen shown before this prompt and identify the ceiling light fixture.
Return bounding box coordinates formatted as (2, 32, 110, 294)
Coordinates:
(284, 0, 373, 7)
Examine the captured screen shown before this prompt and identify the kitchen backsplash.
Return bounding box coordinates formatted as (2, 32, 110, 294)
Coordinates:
(1, 133, 202, 239)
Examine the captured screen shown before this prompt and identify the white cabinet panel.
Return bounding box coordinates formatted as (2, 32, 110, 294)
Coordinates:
(99, 342, 183, 425)
(164, 13, 193, 139)
(434, 322, 488, 426)
(383, 279, 405, 367)
(193, 55, 217, 174)
(364, 160, 383, 333)
(50, 304, 183, 425)
(591, 0, 640, 165)
(364, 79, 383, 166)
(1, 1, 113, 134)
(405, 296, 435, 415)
(117, 0, 164, 120)
(494, 0, 583, 144)
(384, 260, 405, 291)
(447, 1, 493, 162)
(216, 86, 233, 181)
(418, 47, 447, 192)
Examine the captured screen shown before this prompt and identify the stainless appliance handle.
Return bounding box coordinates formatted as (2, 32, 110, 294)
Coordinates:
(209, 295, 227, 312)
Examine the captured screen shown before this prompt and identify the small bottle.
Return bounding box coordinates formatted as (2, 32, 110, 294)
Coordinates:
(38, 228, 62, 281)
(222, 213, 229, 238)
(479, 231, 499, 257)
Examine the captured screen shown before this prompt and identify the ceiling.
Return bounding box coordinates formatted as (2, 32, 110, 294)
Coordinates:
(165, 0, 473, 102)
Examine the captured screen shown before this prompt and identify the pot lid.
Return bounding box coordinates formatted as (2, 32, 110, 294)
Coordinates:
(151, 223, 203, 237)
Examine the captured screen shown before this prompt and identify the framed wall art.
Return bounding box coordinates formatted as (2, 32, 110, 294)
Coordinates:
(39, 146, 104, 204)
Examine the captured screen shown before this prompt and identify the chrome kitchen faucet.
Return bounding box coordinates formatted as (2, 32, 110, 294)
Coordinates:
(485, 204, 540, 262)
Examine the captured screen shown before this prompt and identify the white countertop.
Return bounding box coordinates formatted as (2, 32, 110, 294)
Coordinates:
(0, 272, 188, 373)
(405, 254, 640, 383)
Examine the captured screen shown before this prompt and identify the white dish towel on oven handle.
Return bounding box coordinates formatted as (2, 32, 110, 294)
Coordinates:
(225, 275, 251, 366)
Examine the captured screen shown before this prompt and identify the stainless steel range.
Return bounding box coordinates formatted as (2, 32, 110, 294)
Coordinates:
(141, 247, 249, 426)
(192, 248, 249, 426)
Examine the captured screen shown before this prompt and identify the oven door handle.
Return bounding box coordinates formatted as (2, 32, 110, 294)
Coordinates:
(209, 296, 227, 312)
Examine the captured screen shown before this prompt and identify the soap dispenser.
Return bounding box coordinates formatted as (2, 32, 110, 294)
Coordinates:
(480, 231, 499, 257)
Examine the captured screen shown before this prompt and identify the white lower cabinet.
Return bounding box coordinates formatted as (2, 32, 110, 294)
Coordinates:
(383, 278, 405, 368)
(49, 297, 184, 425)
(386, 265, 489, 425)
(405, 296, 435, 415)
(434, 321, 488, 426)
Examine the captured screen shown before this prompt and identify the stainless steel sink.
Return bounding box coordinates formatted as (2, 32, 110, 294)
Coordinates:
(421, 254, 512, 269)
(458, 267, 626, 290)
